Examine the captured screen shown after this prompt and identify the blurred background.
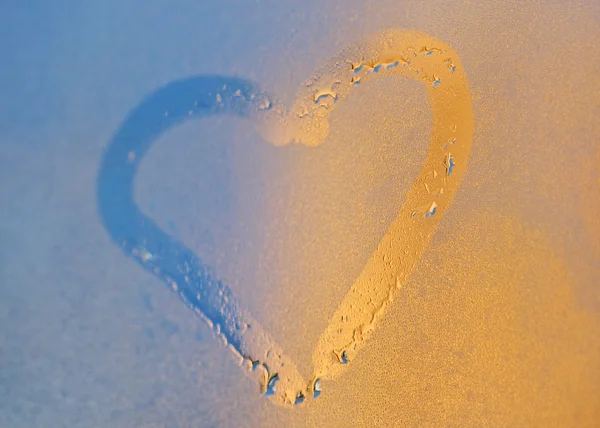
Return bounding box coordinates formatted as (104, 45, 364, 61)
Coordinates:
(1, 1, 599, 427)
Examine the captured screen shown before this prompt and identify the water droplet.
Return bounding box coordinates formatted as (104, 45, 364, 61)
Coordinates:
(294, 392, 305, 405)
(313, 90, 337, 104)
(257, 96, 271, 110)
(443, 138, 456, 150)
(432, 76, 441, 87)
(444, 58, 456, 73)
(386, 60, 399, 69)
(333, 349, 349, 365)
(313, 378, 322, 398)
(422, 47, 441, 56)
(264, 373, 279, 397)
(424, 202, 438, 218)
(345, 58, 363, 72)
(446, 153, 456, 175)
(139, 248, 152, 262)
(371, 63, 383, 73)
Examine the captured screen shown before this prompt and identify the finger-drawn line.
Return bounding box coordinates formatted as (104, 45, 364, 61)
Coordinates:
(97, 29, 474, 407)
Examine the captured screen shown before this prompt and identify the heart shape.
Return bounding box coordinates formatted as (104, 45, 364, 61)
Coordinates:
(97, 29, 474, 406)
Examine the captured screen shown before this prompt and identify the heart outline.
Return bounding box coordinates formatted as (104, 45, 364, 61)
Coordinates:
(97, 30, 474, 407)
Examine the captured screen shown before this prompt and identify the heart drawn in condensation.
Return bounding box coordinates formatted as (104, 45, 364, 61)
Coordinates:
(97, 29, 474, 407)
